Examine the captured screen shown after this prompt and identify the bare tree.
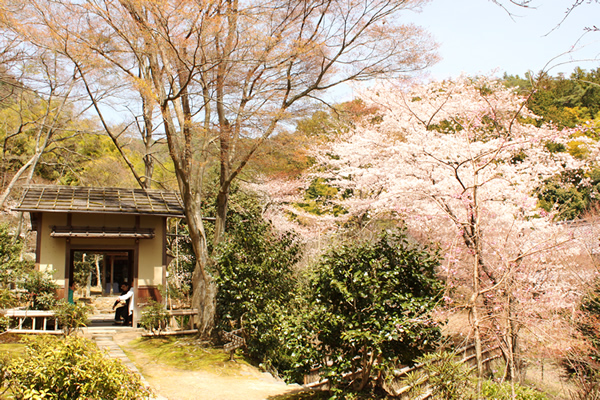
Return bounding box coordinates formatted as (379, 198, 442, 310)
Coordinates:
(0, 44, 85, 209)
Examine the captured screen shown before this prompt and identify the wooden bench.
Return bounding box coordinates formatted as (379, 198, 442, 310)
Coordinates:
(2, 309, 61, 334)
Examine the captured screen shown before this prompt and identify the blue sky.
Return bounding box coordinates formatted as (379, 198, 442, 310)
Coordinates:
(409, 0, 600, 79)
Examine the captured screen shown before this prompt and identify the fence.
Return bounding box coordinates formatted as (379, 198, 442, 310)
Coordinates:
(304, 342, 503, 397)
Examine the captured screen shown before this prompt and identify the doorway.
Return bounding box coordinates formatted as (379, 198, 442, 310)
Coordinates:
(70, 250, 133, 296)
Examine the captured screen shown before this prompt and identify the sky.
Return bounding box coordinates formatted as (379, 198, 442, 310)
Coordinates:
(408, 0, 600, 80)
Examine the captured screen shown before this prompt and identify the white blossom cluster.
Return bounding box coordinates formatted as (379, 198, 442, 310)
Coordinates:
(256, 77, 600, 346)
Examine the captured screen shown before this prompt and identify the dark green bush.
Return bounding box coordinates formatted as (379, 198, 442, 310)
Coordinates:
(214, 201, 302, 373)
(300, 227, 444, 394)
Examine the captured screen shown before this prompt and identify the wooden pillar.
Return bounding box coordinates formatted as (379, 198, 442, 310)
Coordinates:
(101, 255, 107, 296)
(110, 256, 115, 295)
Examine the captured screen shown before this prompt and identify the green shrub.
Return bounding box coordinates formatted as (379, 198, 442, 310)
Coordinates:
(5, 335, 150, 399)
(301, 227, 443, 394)
(401, 351, 548, 400)
(0, 315, 10, 333)
(53, 300, 90, 336)
(23, 270, 58, 310)
(401, 351, 474, 400)
(0, 288, 18, 309)
(294, 178, 348, 216)
(0, 224, 34, 289)
(139, 300, 170, 334)
(481, 380, 548, 400)
(215, 201, 302, 373)
(535, 167, 600, 221)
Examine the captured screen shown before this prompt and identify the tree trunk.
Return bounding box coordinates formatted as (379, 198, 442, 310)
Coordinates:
(214, 188, 229, 246)
(181, 191, 216, 337)
(95, 255, 102, 288)
(471, 293, 484, 398)
(191, 262, 217, 337)
(502, 290, 520, 383)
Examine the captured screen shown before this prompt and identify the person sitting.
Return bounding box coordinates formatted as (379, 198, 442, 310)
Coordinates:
(67, 281, 76, 305)
(112, 283, 134, 326)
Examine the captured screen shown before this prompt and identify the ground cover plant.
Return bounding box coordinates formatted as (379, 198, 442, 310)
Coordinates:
(401, 350, 549, 400)
(3, 335, 150, 399)
(125, 336, 253, 372)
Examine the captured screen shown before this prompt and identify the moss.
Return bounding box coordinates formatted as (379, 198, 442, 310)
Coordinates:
(0, 343, 25, 357)
(270, 391, 330, 399)
(126, 337, 252, 374)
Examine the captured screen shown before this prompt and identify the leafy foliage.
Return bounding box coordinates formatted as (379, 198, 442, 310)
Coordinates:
(214, 196, 303, 371)
(294, 178, 348, 216)
(504, 68, 600, 130)
(22, 270, 58, 311)
(481, 380, 548, 400)
(401, 351, 548, 400)
(401, 351, 474, 400)
(505, 69, 600, 221)
(300, 228, 443, 394)
(536, 167, 600, 220)
(53, 300, 90, 336)
(4, 335, 150, 399)
(0, 224, 33, 289)
(139, 300, 170, 335)
(0, 225, 59, 312)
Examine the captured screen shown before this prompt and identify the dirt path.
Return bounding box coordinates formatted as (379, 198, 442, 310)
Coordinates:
(113, 332, 304, 400)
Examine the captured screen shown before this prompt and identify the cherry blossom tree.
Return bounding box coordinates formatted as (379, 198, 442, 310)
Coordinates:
(284, 76, 598, 387)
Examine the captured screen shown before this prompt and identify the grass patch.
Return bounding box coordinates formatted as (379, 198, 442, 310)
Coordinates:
(125, 336, 252, 374)
(0, 343, 25, 357)
(270, 391, 330, 400)
(0, 334, 29, 359)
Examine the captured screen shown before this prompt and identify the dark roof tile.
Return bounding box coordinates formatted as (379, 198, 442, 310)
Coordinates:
(13, 185, 185, 217)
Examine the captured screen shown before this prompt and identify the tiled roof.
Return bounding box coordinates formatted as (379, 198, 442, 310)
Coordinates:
(13, 185, 185, 217)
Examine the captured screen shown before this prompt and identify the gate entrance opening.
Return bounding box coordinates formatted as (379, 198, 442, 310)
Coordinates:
(70, 250, 133, 296)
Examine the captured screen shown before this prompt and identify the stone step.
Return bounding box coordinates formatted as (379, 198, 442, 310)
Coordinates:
(80, 295, 122, 314)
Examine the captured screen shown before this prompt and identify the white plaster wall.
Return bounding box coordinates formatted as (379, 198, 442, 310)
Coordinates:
(38, 212, 67, 283)
(138, 215, 165, 287)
